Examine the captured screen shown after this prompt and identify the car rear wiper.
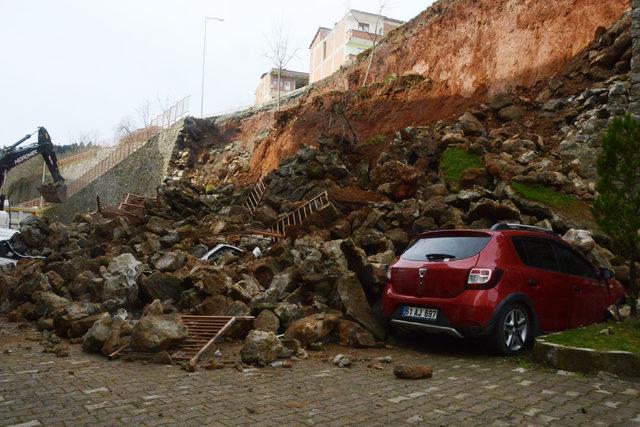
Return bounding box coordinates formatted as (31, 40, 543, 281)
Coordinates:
(425, 253, 456, 261)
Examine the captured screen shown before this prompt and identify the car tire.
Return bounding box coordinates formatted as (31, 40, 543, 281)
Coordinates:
(492, 303, 531, 356)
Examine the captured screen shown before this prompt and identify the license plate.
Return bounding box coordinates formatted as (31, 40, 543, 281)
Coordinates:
(402, 306, 438, 320)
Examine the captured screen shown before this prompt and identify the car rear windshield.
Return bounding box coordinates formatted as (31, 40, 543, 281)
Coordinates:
(402, 236, 491, 261)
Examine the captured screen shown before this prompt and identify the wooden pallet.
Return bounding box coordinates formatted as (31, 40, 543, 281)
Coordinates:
(95, 193, 155, 225)
(111, 315, 254, 369)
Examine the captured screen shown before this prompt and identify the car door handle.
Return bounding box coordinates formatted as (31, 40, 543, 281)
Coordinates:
(572, 285, 581, 293)
(528, 278, 539, 287)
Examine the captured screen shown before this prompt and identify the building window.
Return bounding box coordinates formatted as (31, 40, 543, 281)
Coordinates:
(284, 80, 292, 91)
(271, 78, 277, 89)
(358, 23, 370, 32)
(323, 40, 327, 60)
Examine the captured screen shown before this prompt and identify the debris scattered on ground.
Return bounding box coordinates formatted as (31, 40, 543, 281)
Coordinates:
(393, 364, 434, 380)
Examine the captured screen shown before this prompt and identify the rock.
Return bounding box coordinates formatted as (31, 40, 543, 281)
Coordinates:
(240, 330, 285, 367)
(254, 309, 280, 333)
(190, 244, 209, 259)
(82, 314, 113, 353)
(273, 303, 304, 328)
(53, 302, 105, 338)
(252, 268, 299, 305)
(154, 251, 187, 272)
(198, 295, 232, 315)
(142, 272, 184, 302)
(333, 354, 352, 368)
(34, 291, 71, 316)
(467, 198, 521, 223)
(143, 299, 164, 317)
(335, 273, 385, 340)
(458, 112, 485, 135)
(107, 253, 143, 283)
(102, 275, 138, 312)
(488, 94, 513, 111)
(284, 313, 341, 346)
(385, 228, 409, 252)
(459, 168, 488, 189)
(254, 206, 279, 226)
(497, 105, 525, 122)
(337, 320, 376, 348)
(130, 312, 188, 353)
(563, 229, 596, 252)
(393, 364, 433, 379)
(227, 276, 262, 303)
(101, 314, 128, 357)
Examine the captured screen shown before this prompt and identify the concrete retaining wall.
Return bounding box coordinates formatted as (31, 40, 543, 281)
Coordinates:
(45, 120, 185, 223)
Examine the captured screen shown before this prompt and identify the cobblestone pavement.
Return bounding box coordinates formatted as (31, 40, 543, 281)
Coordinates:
(0, 321, 639, 426)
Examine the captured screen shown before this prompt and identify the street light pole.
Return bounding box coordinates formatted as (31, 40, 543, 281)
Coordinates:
(201, 16, 224, 117)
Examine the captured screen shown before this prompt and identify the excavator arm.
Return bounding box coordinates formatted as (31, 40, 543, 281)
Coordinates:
(0, 127, 67, 208)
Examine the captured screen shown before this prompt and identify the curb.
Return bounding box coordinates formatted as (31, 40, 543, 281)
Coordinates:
(533, 335, 640, 378)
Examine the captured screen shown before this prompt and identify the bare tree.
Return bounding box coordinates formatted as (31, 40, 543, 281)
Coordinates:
(116, 116, 136, 142)
(136, 99, 153, 129)
(346, 0, 392, 87)
(265, 24, 299, 108)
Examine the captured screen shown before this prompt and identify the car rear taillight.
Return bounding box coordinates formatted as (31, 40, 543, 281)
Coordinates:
(466, 267, 503, 290)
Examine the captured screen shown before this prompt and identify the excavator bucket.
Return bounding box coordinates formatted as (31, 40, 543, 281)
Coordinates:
(37, 182, 67, 204)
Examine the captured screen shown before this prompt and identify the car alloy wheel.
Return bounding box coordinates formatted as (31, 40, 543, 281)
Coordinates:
(503, 307, 528, 352)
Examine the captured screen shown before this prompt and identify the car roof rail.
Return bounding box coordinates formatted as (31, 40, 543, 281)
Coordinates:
(490, 223, 556, 235)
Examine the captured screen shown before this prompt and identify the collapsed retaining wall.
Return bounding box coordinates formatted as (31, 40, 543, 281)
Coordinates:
(45, 121, 185, 223)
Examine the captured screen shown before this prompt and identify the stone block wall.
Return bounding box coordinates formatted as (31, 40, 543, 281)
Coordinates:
(44, 120, 185, 223)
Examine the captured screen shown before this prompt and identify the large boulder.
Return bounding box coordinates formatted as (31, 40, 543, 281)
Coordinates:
(284, 313, 341, 346)
(130, 310, 188, 353)
(335, 274, 385, 340)
(254, 309, 280, 333)
(142, 272, 184, 302)
(458, 112, 485, 135)
(336, 319, 376, 348)
(154, 251, 187, 272)
(82, 313, 113, 353)
(563, 229, 596, 252)
(53, 302, 105, 338)
(19, 216, 50, 249)
(102, 254, 143, 311)
(33, 291, 71, 317)
(240, 330, 285, 367)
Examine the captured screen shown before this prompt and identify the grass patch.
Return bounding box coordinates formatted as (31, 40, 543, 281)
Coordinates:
(511, 182, 578, 209)
(545, 320, 640, 354)
(511, 182, 595, 225)
(440, 147, 483, 184)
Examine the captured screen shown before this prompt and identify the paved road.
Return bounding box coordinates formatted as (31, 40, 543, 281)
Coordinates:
(0, 320, 639, 426)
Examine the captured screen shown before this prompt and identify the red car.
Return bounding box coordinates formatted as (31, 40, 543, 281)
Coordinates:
(382, 223, 626, 355)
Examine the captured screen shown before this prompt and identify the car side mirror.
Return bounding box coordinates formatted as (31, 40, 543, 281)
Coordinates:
(600, 268, 614, 281)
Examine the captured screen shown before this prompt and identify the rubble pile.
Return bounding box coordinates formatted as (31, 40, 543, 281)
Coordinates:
(0, 12, 636, 366)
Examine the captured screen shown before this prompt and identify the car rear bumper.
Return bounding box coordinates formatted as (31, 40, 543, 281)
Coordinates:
(383, 284, 499, 338)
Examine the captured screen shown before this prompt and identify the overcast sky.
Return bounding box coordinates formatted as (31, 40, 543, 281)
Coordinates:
(0, 1, 431, 148)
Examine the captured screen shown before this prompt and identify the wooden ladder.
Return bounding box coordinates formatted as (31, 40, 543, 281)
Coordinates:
(270, 191, 331, 242)
(244, 178, 267, 215)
